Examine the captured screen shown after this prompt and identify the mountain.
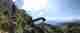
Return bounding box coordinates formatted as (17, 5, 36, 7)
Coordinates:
(48, 20, 64, 26)
(47, 19, 80, 26)
(35, 22, 61, 29)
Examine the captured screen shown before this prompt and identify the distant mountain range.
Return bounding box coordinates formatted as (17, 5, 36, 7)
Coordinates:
(47, 20, 64, 26)
(34, 20, 80, 30)
(34, 23, 60, 30)
(48, 19, 80, 26)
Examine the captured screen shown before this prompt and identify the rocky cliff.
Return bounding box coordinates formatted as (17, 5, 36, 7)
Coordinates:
(0, 0, 32, 33)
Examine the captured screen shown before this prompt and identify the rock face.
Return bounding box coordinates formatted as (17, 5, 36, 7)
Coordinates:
(0, 0, 13, 33)
(0, 0, 31, 33)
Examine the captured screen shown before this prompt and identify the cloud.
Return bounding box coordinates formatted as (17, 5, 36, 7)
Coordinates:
(22, 0, 48, 19)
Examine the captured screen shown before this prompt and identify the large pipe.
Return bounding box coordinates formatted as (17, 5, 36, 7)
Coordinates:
(32, 17, 46, 22)
(30, 17, 46, 33)
(31, 17, 46, 28)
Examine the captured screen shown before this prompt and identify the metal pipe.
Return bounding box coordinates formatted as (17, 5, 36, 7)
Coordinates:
(32, 17, 46, 22)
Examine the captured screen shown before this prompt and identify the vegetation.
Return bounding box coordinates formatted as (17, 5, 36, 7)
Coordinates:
(48, 21, 80, 33)
(0, 0, 32, 33)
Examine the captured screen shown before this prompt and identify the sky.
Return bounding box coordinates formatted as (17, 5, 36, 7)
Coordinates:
(13, 0, 24, 9)
(48, 0, 80, 21)
(13, 0, 80, 24)
(48, 0, 80, 24)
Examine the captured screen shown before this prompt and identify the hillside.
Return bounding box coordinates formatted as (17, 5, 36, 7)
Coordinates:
(0, 0, 32, 33)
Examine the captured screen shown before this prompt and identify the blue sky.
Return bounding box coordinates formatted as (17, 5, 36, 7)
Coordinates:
(13, 0, 80, 24)
(48, 0, 80, 21)
(48, 0, 80, 24)
(14, 0, 24, 9)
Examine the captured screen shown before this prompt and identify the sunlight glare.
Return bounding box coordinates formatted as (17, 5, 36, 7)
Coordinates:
(12, 0, 16, 2)
(22, 0, 47, 11)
